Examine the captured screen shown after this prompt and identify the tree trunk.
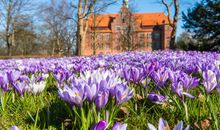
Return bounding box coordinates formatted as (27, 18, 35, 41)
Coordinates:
(5, 0, 12, 56)
(77, 0, 83, 56)
(76, 0, 94, 56)
(170, 24, 177, 49)
(52, 41, 55, 56)
(6, 34, 11, 56)
(92, 14, 97, 55)
(57, 38, 62, 56)
(161, 0, 179, 50)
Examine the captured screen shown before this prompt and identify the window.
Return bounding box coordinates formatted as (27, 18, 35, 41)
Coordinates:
(106, 34, 110, 40)
(166, 26, 170, 31)
(98, 34, 102, 40)
(106, 44, 110, 49)
(139, 33, 145, 39)
(155, 42, 162, 49)
(116, 26, 121, 32)
(153, 33, 160, 39)
(98, 43, 103, 49)
(122, 27, 128, 31)
(147, 42, 152, 48)
(140, 42, 145, 48)
(147, 33, 152, 39)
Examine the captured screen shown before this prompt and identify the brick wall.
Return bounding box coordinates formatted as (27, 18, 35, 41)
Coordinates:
(83, 6, 172, 56)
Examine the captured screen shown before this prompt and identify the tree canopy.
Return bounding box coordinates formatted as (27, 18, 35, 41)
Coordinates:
(182, 0, 220, 51)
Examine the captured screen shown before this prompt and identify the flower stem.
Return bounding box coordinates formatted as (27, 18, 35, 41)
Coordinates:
(80, 107, 86, 130)
(207, 95, 219, 130)
(183, 101, 189, 123)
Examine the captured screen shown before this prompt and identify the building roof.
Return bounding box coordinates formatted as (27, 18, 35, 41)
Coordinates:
(89, 14, 118, 27)
(89, 12, 170, 28)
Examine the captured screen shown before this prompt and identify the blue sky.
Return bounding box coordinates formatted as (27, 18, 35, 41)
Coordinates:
(105, 0, 202, 37)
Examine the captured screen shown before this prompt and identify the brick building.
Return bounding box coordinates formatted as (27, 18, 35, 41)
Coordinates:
(83, 1, 172, 55)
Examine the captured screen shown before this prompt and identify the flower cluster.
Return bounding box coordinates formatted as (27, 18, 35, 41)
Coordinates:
(0, 70, 48, 95)
(58, 69, 133, 110)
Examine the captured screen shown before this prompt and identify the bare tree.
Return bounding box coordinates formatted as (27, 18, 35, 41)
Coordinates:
(90, 14, 99, 55)
(118, 2, 140, 51)
(90, 1, 117, 55)
(0, 0, 33, 56)
(41, 0, 75, 56)
(62, 21, 76, 56)
(12, 16, 37, 55)
(161, 0, 179, 49)
(76, 0, 116, 56)
(76, 0, 97, 56)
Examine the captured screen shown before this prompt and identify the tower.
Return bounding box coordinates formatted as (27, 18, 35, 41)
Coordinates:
(123, 0, 129, 8)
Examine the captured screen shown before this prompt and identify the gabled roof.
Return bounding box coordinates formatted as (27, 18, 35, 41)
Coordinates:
(88, 12, 170, 28)
(89, 14, 118, 27)
(135, 12, 170, 26)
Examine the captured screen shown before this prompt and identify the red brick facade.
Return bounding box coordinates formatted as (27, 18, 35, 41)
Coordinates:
(83, 3, 172, 56)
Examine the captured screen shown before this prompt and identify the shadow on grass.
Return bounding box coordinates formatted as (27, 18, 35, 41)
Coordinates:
(25, 99, 73, 130)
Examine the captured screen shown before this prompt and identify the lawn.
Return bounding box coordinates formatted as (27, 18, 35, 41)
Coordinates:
(0, 50, 220, 130)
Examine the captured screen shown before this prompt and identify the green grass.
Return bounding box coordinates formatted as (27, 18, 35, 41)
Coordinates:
(0, 76, 220, 129)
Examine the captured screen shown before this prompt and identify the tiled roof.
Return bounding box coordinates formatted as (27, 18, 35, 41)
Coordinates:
(89, 12, 170, 27)
(135, 12, 170, 26)
(89, 14, 118, 27)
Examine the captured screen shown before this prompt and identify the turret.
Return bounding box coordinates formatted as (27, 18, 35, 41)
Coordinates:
(123, 0, 129, 8)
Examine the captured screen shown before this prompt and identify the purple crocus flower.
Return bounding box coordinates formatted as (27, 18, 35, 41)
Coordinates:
(98, 80, 109, 92)
(0, 72, 9, 92)
(0, 72, 8, 85)
(95, 91, 109, 111)
(174, 121, 190, 130)
(142, 63, 154, 77)
(130, 67, 144, 84)
(148, 92, 166, 104)
(148, 118, 168, 130)
(172, 82, 195, 100)
(168, 70, 180, 85)
(90, 120, 107, 130)
(152, 68, 169, 87)
(122, 66, 144, 84)
(181, 75, 200, 91)
(85, 84, 98, 103)
(53, 72, 66, 86)
(114, 84, 133, 105)
(58, 83, 86, 107)
(112, 122, 127, 130)
(11, 126, 20, 130)
(29, 65, 37, 73)
(7, 70, 21, 83)
(148, 118, 190, 130)
(203, 70, 217, 93)
(18, 75, 29, 82)
(13, 82, 27, 96)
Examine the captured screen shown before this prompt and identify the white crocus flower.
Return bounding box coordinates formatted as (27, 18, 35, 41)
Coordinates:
(67, 64, 74, 70)
(42, 73, 49, 79)
(98, 60, 106, 67)
(30, 81, 46, 94)
(215, 60, 220, 70)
